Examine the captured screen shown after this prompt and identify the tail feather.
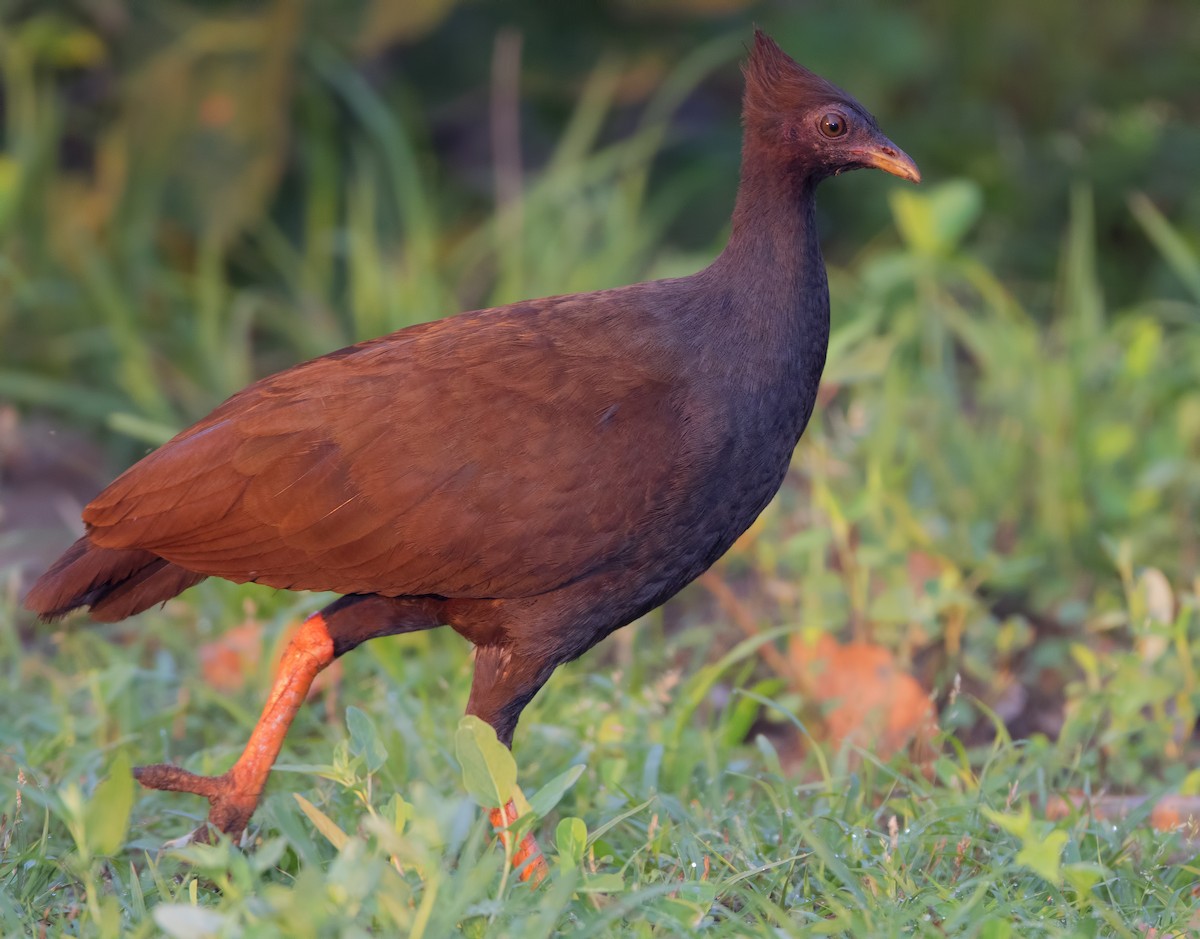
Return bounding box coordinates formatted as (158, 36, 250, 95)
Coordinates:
(23, 536, 207, 622)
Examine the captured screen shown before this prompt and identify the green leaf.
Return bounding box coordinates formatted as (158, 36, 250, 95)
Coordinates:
(577, 872, 624, 893)
(983, 805, 1033, 839)
(555, 816, 588, 868)
(455, 715, 517, 809)
(983, 805, 1068, 885)
(85, 751, 134, 857)
(1063, 862, 1108, 896)
(347, 706, 388, 773)
(294, 793, 349, 850)
(1016, 829, 1068, 886)
(527, 764, 586, 819)
(890, 179, 982, 257)
(385, 792, 414, 835)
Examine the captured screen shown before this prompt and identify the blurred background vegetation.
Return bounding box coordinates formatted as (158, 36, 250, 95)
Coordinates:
(1, 1, 1200, 933)
(4, 0, 1198, 732)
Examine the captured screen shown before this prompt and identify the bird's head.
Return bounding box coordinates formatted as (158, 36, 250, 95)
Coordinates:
(742, 30, 920, 184)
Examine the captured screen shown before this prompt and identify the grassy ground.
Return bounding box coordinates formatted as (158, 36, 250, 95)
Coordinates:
(2, 582, 1199, 937)
(2, 5, 1200, 937)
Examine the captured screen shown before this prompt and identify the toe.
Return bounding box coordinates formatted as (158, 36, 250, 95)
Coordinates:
(133, 763, 225, 797)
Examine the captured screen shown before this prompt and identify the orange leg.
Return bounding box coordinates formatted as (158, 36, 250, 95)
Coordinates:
(489, 800, 549, 885)
(135, 610, 336, 838)
(468, 644, 555, 886)
(134, 596, 550, 885)
(135, 594, 442, 839)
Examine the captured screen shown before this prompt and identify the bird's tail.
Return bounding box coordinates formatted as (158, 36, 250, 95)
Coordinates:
(24, 536, 205, 622)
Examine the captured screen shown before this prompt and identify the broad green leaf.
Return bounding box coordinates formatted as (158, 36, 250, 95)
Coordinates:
(890, 179, 982, 257)
(527, 764, 586, 819)
(512, 782, 533, 818)
(556, 816, 587, 868)
(385, 792, 414, 835)
(1017, 829, 1068, 885)
(85, 751, 134, 857)
(347, 706, 388, 773)
(982, 805, 1034, 839)
(984, 805, 1068, 885)
(294, 793, 349, 850)
(455, 715, 517, 809)
(891, 186, 939, 254)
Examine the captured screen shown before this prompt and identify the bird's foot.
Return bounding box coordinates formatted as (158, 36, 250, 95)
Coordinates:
(489, 800, 549, 885)
(134, 763, 260, 840)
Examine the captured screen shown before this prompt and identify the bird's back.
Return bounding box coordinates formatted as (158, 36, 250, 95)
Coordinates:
(28, 278, 760, 617)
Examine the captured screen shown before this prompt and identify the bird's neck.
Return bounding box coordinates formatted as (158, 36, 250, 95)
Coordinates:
(697, 150, 830, 392)
(709, 150, 825, 299)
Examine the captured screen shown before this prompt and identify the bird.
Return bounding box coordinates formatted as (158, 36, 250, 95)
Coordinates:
(24, 30, 919, 882)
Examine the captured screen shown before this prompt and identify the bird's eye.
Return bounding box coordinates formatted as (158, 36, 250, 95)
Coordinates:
(818, 113, 848, 138)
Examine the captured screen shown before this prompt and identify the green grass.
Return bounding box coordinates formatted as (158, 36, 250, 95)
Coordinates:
(3, 7, 1200, 936)
(1, 585, 1199, 937)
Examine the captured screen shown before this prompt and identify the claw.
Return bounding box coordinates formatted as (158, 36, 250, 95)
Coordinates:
(134, 763, 259, 837)
(130, 612, 338, 847)
(134, 763, 225, 798)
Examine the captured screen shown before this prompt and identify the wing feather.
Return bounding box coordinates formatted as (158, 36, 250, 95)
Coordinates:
(84, 301, 699, 599)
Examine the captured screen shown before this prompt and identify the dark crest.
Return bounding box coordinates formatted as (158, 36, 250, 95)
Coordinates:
(742, 30, 861, 129)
